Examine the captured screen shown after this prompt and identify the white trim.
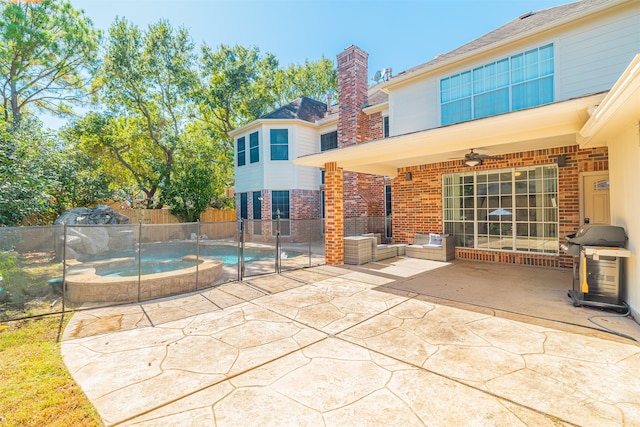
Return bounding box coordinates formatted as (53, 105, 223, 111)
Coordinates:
(294, 93, 605, 177)
(362, 101, 389, 115)
(578, 54, 640, 147)
(228, 118, 321, 138)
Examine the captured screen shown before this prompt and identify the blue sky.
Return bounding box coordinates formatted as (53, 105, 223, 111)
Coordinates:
(51, 0, 572, 128)
(71, 0, 572, 77)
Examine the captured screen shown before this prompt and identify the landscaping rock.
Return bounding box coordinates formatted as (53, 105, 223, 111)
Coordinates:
(54, 205, 130, 225)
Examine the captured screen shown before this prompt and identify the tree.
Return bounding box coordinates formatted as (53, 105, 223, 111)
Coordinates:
(198, 45, 338, 140)
(274, 57, 337, 107)
(96, 18, 198, 208)
(198, 44, 279, 145)
(52, 147, 113, 214)
(0, 0, 100, 124)
(0, 120, 54, 225)
(0, 118, 113, 226)
(1, 120, 56, 225)
(65, 112, 166, 206)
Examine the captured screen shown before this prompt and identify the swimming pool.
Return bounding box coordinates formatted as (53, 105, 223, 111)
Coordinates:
(95, 259, 203, 277)
(86, 242, 300, 266)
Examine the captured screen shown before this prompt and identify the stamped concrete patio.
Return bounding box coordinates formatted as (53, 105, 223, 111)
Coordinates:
(61, 259, 640, 426)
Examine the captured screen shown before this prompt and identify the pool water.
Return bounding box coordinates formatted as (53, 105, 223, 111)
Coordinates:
(87, 243, 299, 266)
(96, 260, 201, 277)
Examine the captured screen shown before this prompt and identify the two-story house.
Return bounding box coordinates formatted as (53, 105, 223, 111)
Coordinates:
(229, 47, 391, 241)
(295, 0, 640, 316)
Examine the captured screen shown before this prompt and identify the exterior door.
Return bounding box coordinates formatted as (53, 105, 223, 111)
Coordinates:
(581, 172, 610, 225)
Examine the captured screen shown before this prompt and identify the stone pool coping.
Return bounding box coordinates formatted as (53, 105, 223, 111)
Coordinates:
(64, 255, 224, 304)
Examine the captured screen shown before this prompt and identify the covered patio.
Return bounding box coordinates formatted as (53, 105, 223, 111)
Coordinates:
(354, 258, 640, 342)
(295, 54, 640, 324)
(296, 92, 606, 267)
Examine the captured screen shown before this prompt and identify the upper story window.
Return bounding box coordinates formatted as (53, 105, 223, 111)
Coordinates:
(383, 116, 389, 138)
(249, 131, 259, 163)
(237, 136, 246, 167)
(321, 131, 338, 151)
(270, 129, 288, 160)
(441, 44, 554, 125)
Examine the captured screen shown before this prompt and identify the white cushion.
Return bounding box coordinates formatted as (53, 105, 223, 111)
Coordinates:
(428, 233, 443, 246)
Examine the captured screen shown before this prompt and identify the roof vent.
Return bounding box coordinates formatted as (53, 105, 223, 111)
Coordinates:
(519, 11, 535, 20)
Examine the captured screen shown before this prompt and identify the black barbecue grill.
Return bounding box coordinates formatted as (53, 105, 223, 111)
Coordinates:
(561, 224, 629, 310)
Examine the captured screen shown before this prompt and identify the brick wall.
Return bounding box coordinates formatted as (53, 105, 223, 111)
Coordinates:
(291, 189, 322, 220)
(337, 45, 368, 149)
(365, 111, 383, 142)
(324, 162, 344, 265)
(392, 145, 609, 268)
(336, 45, 387, 220)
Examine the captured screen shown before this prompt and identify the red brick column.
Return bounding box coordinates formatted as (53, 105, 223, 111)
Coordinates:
(324, 162, 344, 265)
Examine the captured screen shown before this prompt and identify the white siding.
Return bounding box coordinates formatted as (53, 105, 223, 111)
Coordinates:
(556, 8, 640, 99)
(234, 129, 263, 193)
(263, 125, 294, 190)
(235, 165, 263, 193)
(389, 79, 438, 136)
(608, 123, 640, 318)
(234, 122, 323, 193)
(290, 126, 322, 190)
(389, 5, 640, 135)
(293, 125, 320, 157)
(261, 125, 322, 191)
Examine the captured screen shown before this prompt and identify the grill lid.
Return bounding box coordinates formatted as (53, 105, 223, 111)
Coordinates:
(565, 224, 626, 247)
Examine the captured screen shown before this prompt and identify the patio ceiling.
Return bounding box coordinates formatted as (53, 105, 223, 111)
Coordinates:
(294, 93, 606, 178)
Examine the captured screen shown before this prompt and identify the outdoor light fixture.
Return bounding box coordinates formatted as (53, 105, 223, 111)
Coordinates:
(465, 159, 482, 167)
(405, 172, 412, 180)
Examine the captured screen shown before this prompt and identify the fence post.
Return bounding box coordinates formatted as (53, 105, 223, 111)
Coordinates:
(237, 220, 244, 282)
(62, 224, 67, 313)
(196, 220, 200, 290)
(308, 219, 312, 267)
(137, 221, 142, 302)
(275, 210, 281, 274)
(242, 219, 247, 280)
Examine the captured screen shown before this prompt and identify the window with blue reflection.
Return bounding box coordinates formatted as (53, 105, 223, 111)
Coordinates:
(440, 44, 554, 125)
(270, 129, 288, 160)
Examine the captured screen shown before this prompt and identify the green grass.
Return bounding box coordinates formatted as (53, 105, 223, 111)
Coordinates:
(0, 316, 103, 427)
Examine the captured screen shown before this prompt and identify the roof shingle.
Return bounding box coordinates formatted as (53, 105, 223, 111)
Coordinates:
(260, 96, 328, 122)
(399, 0, 621, 77)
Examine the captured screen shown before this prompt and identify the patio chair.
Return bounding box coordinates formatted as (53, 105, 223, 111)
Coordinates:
(363, 233, 398, 262)
(405, 233, 455, 262)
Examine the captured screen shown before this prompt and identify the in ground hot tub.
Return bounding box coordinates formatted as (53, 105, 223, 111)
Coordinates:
(64, 255, 223, 304)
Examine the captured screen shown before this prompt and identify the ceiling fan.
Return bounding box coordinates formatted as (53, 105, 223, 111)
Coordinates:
(462, 149, 503, 167)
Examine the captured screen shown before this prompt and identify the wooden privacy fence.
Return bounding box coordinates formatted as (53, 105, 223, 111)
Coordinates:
(113, 208, 236, 224)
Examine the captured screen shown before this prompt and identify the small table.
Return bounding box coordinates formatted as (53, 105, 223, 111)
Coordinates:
(343, 236, 372, 265)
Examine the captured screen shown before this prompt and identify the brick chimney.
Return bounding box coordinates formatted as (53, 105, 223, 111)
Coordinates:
(337, 45, 368, 148)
